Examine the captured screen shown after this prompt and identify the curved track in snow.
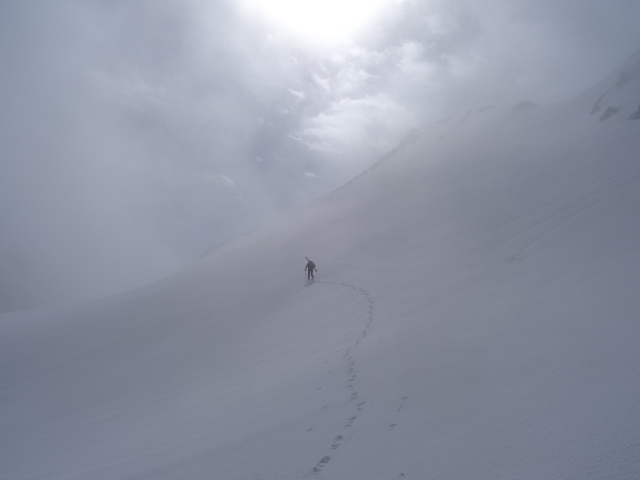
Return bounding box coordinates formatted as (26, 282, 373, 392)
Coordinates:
(307, 281, 375, 476)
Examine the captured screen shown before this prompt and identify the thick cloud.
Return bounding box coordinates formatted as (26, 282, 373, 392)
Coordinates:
(1, 0, 639, 308)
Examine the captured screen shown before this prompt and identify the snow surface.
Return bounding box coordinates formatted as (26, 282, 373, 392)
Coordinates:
(2, 52, 640, 479)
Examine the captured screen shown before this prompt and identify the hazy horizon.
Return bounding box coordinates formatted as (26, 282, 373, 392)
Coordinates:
(2, 0, 640, 309)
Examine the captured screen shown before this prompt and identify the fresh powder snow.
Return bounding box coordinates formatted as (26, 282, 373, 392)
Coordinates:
(2, 52, 640, 479)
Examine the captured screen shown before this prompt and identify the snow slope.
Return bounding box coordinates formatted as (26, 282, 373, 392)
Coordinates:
(2, 53, 640, 479)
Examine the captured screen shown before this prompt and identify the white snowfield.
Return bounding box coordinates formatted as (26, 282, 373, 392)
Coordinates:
(2, 52, 640, 480)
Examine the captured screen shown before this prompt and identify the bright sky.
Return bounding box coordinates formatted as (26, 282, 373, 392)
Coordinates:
(242, 0, 398, 45)
(1, 0, 640, 307)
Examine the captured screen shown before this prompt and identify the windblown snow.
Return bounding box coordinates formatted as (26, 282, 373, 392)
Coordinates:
(2, 52, 640, 479)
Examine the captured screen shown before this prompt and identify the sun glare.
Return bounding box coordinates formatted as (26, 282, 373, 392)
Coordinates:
(243, 0, 396, 46)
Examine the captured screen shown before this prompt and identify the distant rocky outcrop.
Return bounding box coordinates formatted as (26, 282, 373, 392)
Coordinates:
(510, 100, 539, 113)
(587, 50, 640, 122)
(599, 106, 619, 122)
(590, 92, 607, 115)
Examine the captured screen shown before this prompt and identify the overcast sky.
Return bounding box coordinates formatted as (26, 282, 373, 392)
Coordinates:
(1, 0, 640, 308)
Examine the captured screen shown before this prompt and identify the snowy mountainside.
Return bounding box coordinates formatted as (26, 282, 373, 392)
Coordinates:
(583, 48, 640, 121)
(2, 54, 640, 480)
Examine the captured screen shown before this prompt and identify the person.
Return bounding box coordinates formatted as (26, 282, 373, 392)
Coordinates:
(305, 257, 317, 281)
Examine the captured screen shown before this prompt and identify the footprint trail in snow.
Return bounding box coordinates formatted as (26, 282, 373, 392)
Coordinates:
(308, 281, 375, 476)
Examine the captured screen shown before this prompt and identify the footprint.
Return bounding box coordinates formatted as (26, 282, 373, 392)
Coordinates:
(330, 435, 343, 449)
(344, 416, 357, 428)
(312, 455, 331, 473)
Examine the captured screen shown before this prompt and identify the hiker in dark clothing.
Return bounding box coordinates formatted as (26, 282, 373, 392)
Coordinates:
(305, 257, 317, 281)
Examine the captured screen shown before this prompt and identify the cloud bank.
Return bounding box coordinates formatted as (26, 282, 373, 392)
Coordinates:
(1, 0, 639, 308)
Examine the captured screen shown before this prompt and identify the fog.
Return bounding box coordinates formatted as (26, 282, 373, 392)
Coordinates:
(1, 0, 639, 309)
